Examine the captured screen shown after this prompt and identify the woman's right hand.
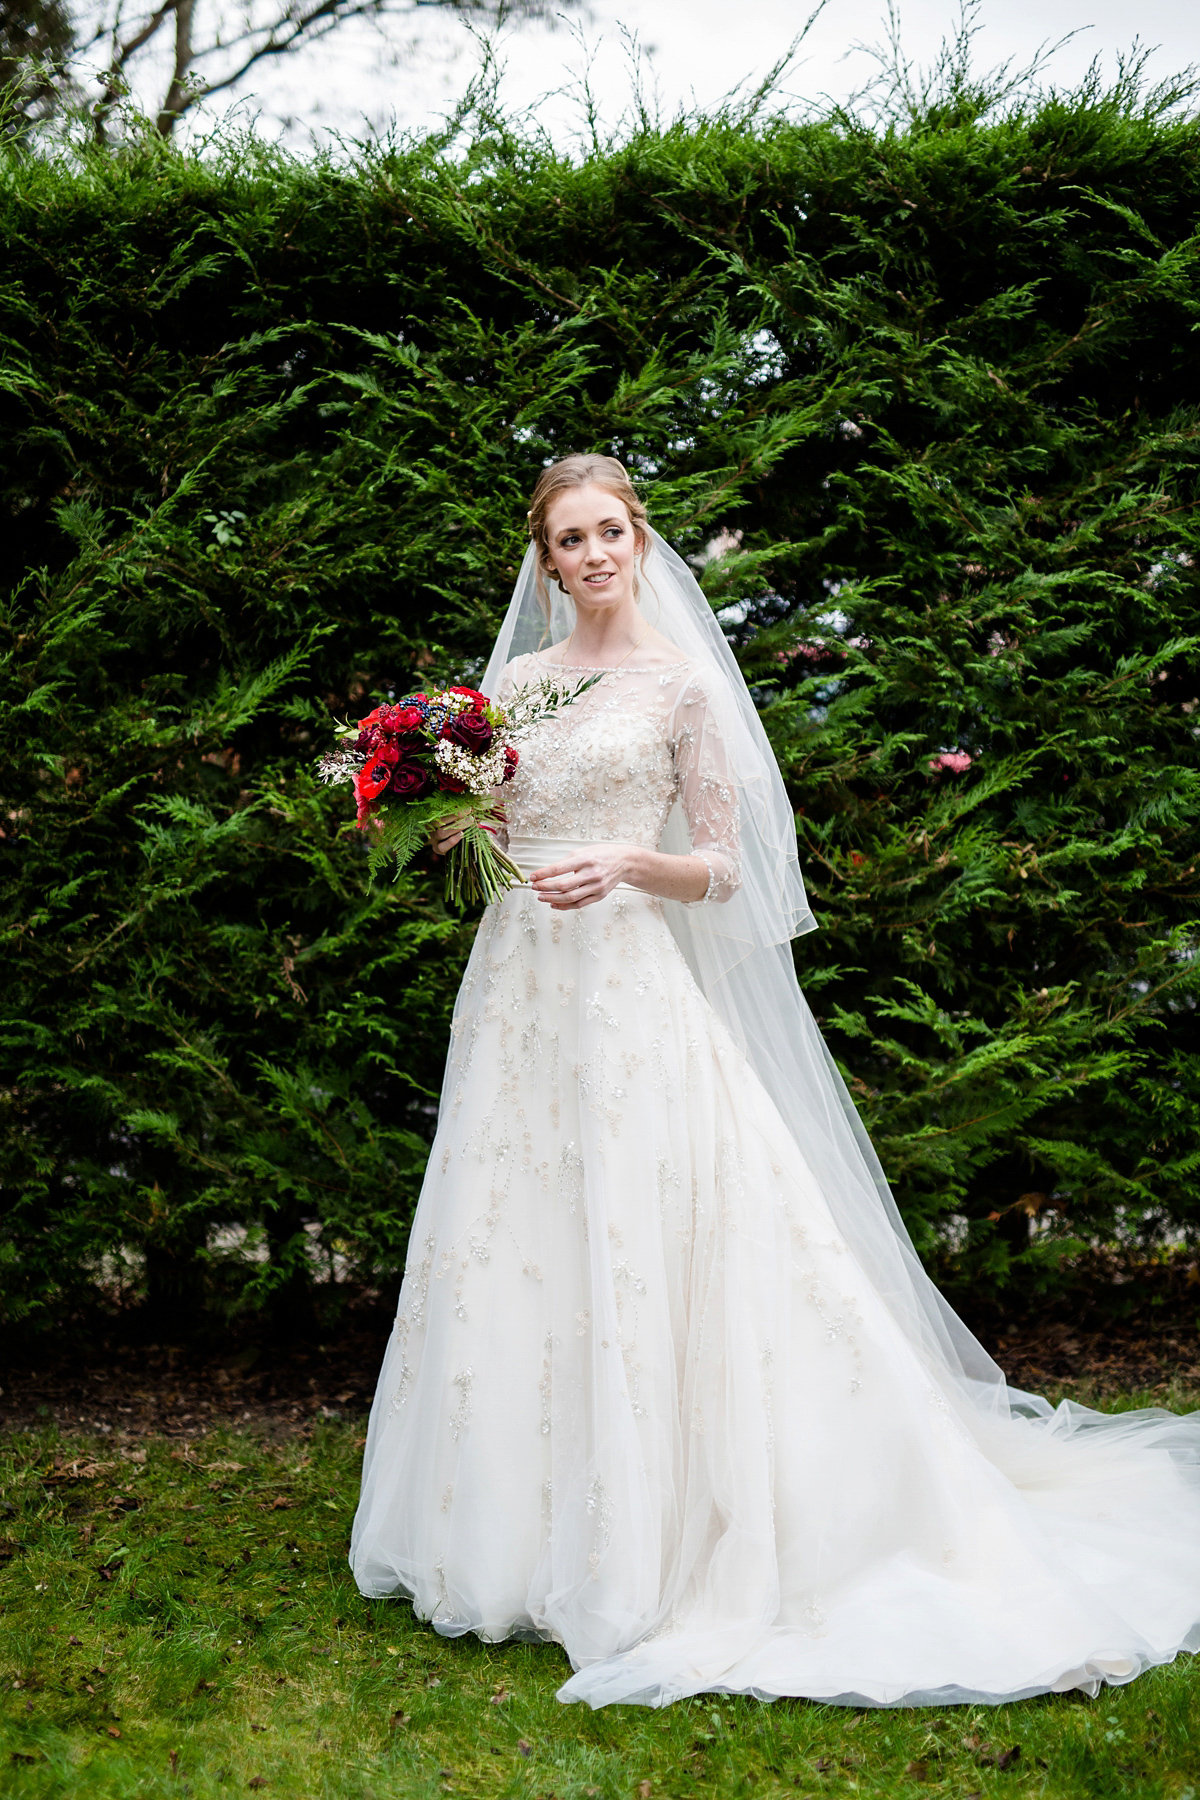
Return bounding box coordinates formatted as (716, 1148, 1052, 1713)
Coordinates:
(430, 814, 472, 858)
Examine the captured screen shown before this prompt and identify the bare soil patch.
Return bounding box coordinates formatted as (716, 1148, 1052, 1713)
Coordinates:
(3, 1304, 1199, 1444)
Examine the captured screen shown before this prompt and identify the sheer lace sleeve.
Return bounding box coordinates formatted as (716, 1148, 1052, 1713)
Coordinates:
(669, 671, 742, 905)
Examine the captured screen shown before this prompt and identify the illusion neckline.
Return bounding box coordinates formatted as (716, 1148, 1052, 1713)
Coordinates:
(532, 654, 691, 675)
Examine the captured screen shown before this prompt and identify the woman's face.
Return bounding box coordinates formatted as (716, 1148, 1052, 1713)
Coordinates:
(543, 484, 643, 616)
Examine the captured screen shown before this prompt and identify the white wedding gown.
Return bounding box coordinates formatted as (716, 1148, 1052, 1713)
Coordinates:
(351, 654, 1200, 1708)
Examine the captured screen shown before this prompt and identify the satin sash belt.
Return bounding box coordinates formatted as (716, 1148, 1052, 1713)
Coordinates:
(505, 834, 640, 892)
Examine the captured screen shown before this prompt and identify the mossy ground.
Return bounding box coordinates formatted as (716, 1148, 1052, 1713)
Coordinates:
(3, 1409, 1199, 1799)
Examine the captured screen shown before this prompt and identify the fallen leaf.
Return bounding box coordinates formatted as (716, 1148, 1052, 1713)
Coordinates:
(489, 1685, 508, 1704)
(390, 1711, 411, 1730)
(519, 1741, 534, 1759)
(636, 1782, 650, 1797)
(814, 1758, 833, 1773)
(68, 1636, 83, 1647)
(182, 1536, 195, 1546)
(106, 1726, 121, 1739)
(64, 1461, 114, 1481)
(169, 1749, 179, 1773)
(248, 1779, 267, 1791)
(269, 1496, 291, 1510)
(122, 1449, 148, 1465)
(996, 1746, 1022, 1771)
(169, 1449, 198, 1466)
(206, 1461, 246, 1474)
(386, 1646, 401, 1656)
(250, 1723, 266, 1732)
(903, 1762, 928, 1781)
(961, 1734, 983, 1751)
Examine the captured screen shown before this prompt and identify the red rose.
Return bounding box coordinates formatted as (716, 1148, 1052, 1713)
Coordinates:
(441, 709, 493, 754)
(389, 759, 433, 799)
(387, 704, 426, 733)
(374, 739, 400, 767)
(449, 685, 488, 707)
(502, 745, 519, 783)
(436, 769, 468, 795)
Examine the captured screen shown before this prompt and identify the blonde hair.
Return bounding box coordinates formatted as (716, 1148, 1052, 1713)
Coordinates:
(527, 454, 650, 611)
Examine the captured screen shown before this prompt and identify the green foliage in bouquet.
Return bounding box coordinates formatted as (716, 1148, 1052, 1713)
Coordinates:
(2, 52, 1199, 1332)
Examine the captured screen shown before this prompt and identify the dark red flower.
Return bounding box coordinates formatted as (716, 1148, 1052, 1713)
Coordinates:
(436, 769, 468, 795)
(387, 704, 426, 733)
(449, 685, 488, 707)
(389, 759, 433, 799)
(502, 745, 519, 783)
(441, 709, 493, 754)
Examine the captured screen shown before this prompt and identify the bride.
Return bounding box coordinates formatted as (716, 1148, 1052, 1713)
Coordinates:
(350, 453, 1200, 1708)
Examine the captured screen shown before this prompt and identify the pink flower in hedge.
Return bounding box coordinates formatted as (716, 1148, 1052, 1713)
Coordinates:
(929, 751, 973, 774)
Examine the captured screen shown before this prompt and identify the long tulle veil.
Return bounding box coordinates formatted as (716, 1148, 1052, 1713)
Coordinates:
(482, 523, 1200, 1498)
(483, 527, 1016, 1420)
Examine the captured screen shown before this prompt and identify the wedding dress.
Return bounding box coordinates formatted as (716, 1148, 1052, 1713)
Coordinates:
(351, 538, 1200, 1710)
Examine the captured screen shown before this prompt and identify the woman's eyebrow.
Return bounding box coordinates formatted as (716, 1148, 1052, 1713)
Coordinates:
(557, 517, 624, 534)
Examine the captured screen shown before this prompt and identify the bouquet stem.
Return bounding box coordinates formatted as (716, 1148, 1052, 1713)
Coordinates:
(444, 817, 527, 909)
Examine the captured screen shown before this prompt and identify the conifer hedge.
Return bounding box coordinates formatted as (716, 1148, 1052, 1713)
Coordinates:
(3, 82, 1199, 1334)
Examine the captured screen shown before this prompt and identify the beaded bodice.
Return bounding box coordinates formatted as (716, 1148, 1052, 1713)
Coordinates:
(497, 653, 741, 902)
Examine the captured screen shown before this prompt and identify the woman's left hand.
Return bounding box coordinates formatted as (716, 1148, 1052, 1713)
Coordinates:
(530, 844, 641, 909)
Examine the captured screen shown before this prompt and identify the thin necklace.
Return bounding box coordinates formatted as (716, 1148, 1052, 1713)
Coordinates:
(561, 622, 651, 672)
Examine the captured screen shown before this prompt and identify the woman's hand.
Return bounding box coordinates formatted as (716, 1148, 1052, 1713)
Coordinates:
(531, 842, 712, 907)
(530, 844, 640, 909)
(430, 813, 474, 858)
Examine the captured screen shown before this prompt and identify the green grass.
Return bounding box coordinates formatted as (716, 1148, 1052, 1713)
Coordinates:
(3, 1417, 1200, 1799)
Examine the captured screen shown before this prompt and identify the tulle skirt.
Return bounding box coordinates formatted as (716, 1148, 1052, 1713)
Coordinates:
(351, 848, 1200, 1707)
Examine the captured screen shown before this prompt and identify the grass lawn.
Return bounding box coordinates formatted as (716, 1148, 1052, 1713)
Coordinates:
(3, 1401, 1200, 1800)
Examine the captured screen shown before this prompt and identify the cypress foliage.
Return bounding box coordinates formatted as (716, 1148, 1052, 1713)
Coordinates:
(2, 76, 1199, 1333)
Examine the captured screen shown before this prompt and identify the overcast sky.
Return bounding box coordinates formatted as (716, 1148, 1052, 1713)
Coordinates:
(180, 0, 1199, 147)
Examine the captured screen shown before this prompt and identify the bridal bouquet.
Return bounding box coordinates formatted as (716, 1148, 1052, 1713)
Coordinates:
(317, 674, 597, 905)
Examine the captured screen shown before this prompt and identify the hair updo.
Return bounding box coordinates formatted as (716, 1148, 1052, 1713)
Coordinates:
(526, 454, 650, 611)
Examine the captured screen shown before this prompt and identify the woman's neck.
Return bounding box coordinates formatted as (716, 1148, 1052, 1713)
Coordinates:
(561, 602, 646, 666)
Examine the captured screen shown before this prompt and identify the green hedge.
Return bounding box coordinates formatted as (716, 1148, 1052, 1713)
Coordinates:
(3, 83, 1200, 1334)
